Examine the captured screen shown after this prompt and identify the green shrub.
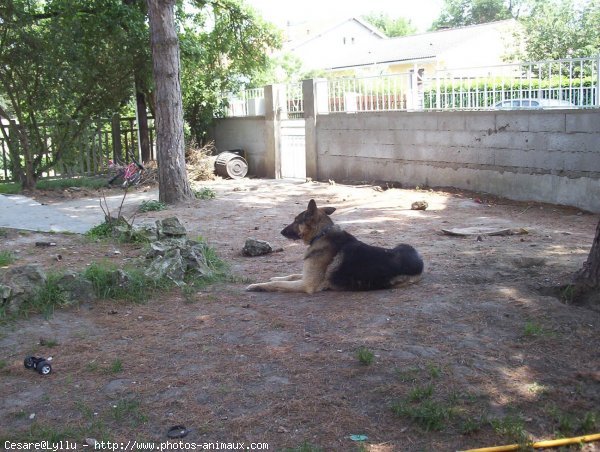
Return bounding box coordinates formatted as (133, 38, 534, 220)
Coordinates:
(139, 200, 166, 212)
(194, 187, 216, 200)
(0, 250, 15, 266)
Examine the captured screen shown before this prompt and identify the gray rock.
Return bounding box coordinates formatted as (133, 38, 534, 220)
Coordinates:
(181, 241, 212, 276)
(144, 249, 186, 285)
(147, 239, 212, 277)
(242, 238, 273, 257)
(56, 271, 97, 304)
(156, 217, 187, 239)
(111, 269, 130, 288)
(0, 265, 47, 313)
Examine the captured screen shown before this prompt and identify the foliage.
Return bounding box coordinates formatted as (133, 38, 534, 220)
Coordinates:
(194, 187, 216, 200)
(23, 273, 70, 319)
(83, 262, 171, 303)
(0, 0, 281, 184)
(0, 250, 16, 266)
(85, 221, 117, 241)
(431, 0, 517, 29)
(0, 182, 21, 194)
(362, 12, 417, 37)
(180, 0, 282, 143)
(86, 217, 149, 244)
(139, 200, 167, 212)
(430, 0, 599, 61)
(356, 347, 375, 365)
(0, 0, 146, 188)
(423, 76, 596, 108)
(35, 177, 107, 191)
(515, 0, 600, 60)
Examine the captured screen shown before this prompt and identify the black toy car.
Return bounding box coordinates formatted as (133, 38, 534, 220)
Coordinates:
(24, 356, 52, 375)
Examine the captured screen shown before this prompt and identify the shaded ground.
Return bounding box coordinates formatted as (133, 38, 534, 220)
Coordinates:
(1, 178, 599, 451)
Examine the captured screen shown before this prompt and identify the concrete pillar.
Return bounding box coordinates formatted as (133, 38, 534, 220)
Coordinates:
(264, 84, 285, 178)
(303, 78, 328, 180)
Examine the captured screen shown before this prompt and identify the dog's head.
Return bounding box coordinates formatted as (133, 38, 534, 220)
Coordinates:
(281, 199, 336, 244)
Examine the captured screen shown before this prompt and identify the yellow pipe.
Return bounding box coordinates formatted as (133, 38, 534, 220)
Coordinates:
(459, 432, 600, 452)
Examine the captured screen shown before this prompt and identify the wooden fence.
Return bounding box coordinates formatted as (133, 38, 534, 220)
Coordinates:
(0, 115, 155, 182)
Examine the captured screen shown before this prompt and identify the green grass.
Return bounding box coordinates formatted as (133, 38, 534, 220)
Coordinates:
(84, 262, 171, 303)
(139, 200, 166, 212)
(523, 321, 546, 337)
(0, 250, 15, 266)
(408, 384, 434, 402)
(35, 176, 107, 191)
(110, 399, 147, 426)
(548, 406, 599, 437)
(356, 347, 374, 365)
(39, 338, 59, 347)
(4, 273, 71, 320)
(85, 218, 149, 244)
(0, 228, 9, 237)
(392, 398, 453, 431)
(85, 221, 116, 240)
(108, 359, 123, 374)
(0, 359, 7, 370)
(184, 240, 231, 289)
(194, 186, 216, 200)
(426, 362, 443, 379)
(0, 182, 21, 194)
(488, 415, 530, 446)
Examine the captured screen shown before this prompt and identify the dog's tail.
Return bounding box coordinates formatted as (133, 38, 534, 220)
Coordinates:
(392, 244, 424, 276)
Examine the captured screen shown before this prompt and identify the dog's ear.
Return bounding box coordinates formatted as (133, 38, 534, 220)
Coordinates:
(307, 199, 317, 213)
(323, 207, 336, 215)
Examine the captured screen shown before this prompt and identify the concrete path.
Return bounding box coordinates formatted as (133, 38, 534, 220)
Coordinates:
(0, 189, 159, 234)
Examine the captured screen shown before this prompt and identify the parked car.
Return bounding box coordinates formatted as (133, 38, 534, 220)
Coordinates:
(494, 98, 576, 109)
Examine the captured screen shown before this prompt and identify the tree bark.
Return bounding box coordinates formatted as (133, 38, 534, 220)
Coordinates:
(135, 73, 151, 163)
(572, 217, 600, 305)
(146, 0, 193, 204)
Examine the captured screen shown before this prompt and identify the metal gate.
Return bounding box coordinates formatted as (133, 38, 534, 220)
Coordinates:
(280, 119, 306, 179)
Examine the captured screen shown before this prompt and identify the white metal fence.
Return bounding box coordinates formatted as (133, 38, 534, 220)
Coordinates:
(425, 56, 599, 110)
(222, 87, 265, 117)
(285, 82, 304, 118)
(219, 56, 600, 117)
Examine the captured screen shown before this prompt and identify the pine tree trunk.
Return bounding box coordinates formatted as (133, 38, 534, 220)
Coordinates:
(146, 0, 193, 204)
(572, 217, 600, 305)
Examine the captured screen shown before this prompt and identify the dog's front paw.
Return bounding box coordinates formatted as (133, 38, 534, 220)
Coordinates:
(246, 283, 266, 292)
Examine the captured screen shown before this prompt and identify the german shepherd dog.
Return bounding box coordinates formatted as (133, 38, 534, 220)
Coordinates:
(246, 199, 423, 293)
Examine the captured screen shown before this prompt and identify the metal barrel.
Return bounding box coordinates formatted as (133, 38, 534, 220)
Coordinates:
(214, 151, 248, 179)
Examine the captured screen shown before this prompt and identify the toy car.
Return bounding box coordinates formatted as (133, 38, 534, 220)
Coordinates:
(24, 356, 52, 375)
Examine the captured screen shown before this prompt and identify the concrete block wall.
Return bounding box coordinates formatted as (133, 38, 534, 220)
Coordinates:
(209, 82, 600, 212)
(316, 109, 600, 212)
(208, 117, 271, 177)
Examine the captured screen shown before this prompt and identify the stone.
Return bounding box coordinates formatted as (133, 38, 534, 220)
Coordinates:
(56, 271, 97, 304)
(111, 269, 130, 288)
(0, 265, 47, 314)
(411, 200, 429, 210)
(242, 238, 273, 257)
(156, 217, 187, 239)
(145, 249, 186, 285)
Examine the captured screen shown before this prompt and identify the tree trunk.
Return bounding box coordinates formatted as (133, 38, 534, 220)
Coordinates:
(135, 73, 151, 163)
(14, 121, 36, 190)
(571, 217, 600, 305)
(146, 0, 193, 204)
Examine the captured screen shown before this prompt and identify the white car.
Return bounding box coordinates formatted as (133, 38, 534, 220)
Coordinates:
(494, 98, 576, 109)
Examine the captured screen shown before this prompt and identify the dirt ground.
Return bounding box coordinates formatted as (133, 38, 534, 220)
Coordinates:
(1, 178, 599, 452)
